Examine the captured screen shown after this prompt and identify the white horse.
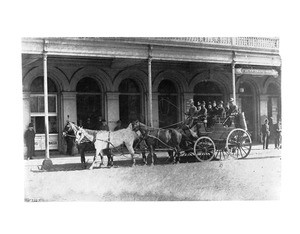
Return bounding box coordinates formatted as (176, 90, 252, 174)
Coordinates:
(73, 123, 139, 169)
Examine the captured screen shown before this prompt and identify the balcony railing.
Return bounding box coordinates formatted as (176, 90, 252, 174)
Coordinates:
(149, 37, 279, 50)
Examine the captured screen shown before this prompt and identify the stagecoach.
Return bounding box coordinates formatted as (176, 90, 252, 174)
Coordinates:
(182, 113, 252, 162)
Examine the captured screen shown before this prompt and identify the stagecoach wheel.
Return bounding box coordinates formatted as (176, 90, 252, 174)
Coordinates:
(214, 149, 230, 161)
(226, 128, 252, 159)
(194, 136, 216, 162)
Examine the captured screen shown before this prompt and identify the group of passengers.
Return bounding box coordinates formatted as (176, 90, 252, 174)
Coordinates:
(185, 98, 238, 128)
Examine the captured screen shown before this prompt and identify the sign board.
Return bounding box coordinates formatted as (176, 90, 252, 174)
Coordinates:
(35, 134, 58, 150)
(235, 68, 278, 77)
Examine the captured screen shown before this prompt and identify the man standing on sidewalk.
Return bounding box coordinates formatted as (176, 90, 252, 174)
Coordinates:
(261, 118, 270, 150)
(24, 123, 35, 160)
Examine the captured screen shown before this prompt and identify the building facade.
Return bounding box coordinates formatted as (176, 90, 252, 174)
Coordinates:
(22, 37, 281, 154)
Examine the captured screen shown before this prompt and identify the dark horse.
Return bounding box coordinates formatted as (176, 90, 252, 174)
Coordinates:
(132, 120, 182, 165)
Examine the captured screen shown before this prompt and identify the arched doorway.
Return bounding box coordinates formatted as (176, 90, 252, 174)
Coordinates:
(30, 76, 59, 150)
(76, 77, 103, 129)
(193, 81, 223, 105)
(158, 80, 179, 127)
(119, 78, 143, 125)
(267, 83, 281, 123)
(239, 82, 256, 137)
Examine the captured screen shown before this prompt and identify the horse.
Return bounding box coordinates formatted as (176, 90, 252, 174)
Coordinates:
(132, 120, 182, 165)
(73, 122, 139, 169)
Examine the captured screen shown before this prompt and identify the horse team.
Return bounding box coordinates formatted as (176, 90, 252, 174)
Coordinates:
(68, 120, 191, 170)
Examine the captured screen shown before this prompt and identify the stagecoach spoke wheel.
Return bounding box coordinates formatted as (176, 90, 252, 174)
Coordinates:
(194, 136, 216, 162)
(226, 128, 252, 159)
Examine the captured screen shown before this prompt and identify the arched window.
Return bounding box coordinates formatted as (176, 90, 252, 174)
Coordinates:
(193, 81, 223, 106)
(158, 80, 178, 127)
(30, 76, 59, 150)
(76, 77, 102, 129)
(119, 79, 142, 125)
(76, 78, 101, 93)
(194, 81, 222, 94)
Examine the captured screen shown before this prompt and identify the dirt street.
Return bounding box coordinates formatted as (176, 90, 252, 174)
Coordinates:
(24, 145, 281, 201)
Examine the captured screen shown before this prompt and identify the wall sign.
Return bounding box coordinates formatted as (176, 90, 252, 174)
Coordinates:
(35, 134, 58, 150)
(235, 68, 278, 77)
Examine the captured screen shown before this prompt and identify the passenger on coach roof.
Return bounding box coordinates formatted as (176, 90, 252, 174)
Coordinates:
(216, 100, 226, 118)
(227, 98, 239, 116)
(184, 99, 197, 127)
(197, 101, 207, 122)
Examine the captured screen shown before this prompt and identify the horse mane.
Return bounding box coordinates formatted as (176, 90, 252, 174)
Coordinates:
(127, 123, 133, 130)
(83, 128, 99, 135)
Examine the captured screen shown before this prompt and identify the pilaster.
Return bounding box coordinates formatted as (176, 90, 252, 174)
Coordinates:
(106, 92, 119, 130)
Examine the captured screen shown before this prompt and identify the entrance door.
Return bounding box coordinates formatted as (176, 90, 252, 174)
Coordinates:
(158, 80, 178, 128)
(119, 79, 142, 125)
(239, 82, 255, 137)
(76, 78, 102, 129)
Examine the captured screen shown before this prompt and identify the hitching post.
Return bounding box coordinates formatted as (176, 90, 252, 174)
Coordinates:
(42, 40, 53, 170)
(148, 45, 153, 127)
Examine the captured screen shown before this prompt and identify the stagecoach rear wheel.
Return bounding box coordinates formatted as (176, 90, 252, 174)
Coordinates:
(226, 128, 252, 159)
(194, 136, 216, 162)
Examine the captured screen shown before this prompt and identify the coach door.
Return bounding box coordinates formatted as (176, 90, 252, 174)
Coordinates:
(158, 80, 179, 128)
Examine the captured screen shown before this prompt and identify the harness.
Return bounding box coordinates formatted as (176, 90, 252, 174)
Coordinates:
(133, 122, 176, 150)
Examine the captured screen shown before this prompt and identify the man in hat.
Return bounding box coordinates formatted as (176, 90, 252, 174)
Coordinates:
(63, 120, 75, 156)
(197, 101, 207, 122)
(184, 99, 197, 127)
(261, 118, 270, 150)
(228, 98, 239, 116)
(207, 102, 214, 127)
(216, 100, 226, 118)
(24, 123, 35, 160)
(274, 118, 282, 149)
(224, 98, 239, 127)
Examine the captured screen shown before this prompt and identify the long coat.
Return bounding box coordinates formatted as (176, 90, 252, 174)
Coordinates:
(25, 129, 35, 157)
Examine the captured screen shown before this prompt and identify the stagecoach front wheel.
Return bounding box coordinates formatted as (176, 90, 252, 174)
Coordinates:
(194, 136, 216, 162)
(226, 128, 252, 159)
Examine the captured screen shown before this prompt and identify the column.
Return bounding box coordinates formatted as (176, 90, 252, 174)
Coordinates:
(43, 53, 50, 159)
(152, 93, 159, 128)
(23, 92, 31, 157)
(232, 61, 236, 102)
(106, 92, 119, 130)
(148, 56, 153, 127)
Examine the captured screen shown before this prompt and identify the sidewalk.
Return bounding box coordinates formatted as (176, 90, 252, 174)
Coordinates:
(24, 144, 281, 167)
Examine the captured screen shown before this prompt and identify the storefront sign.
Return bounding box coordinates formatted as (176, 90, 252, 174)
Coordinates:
(35, 134, 58, 150)
(235, 68, 278, 77)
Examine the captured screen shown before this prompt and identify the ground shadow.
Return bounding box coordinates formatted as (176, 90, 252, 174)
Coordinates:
(30, 154, 204, 172)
